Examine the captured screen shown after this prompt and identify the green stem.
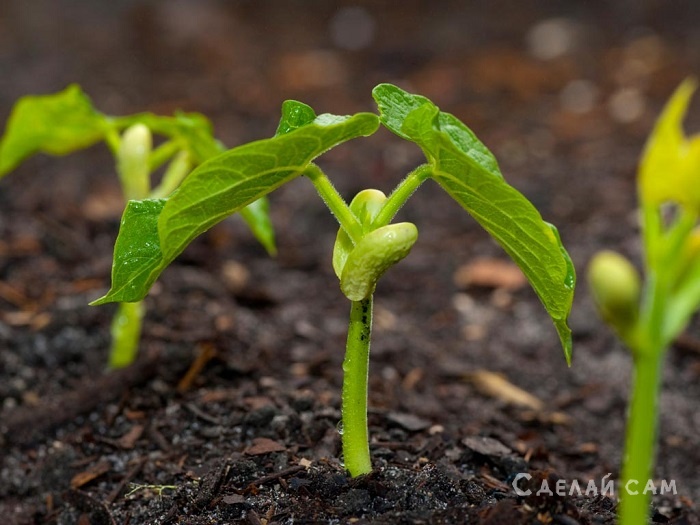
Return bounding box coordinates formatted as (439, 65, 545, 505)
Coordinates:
(104, 125, 121, 156)
(109, 301, 145, 369)
(619, 350, 664, 525)
(663, 208, 696, 268)
(640, 204, 662, 273)
(150, 150, 192, 199)
(148, 140, 181, 172)
(341, 297, 373, 477)
(372, 164, 432, 228)
(304, 164, 363, 243)
(620, 255, 668, 524)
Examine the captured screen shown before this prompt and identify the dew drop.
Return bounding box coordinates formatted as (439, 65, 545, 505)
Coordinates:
(336, 420, 344, 435)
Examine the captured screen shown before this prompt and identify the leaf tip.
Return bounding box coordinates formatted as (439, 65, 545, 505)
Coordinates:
(264, 241, 278, 257)
(554, 318, 573, 366)
(89, 295, 110, 306)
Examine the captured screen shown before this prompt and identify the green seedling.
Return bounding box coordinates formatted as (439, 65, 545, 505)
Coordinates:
(588, 79, 700, 524)
(0, 85, 275, 368)
(93, 83, 575, 477)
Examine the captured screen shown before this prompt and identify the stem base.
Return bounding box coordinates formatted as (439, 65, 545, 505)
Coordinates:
(341, 297, 373, 477)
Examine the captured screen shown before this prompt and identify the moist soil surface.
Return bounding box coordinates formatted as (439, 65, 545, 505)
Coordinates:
(1, 2, 700, 524)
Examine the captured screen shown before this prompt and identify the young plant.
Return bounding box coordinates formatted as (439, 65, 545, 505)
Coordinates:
(588, 79, 700, 525)
(93, 83, 575, 476)
(0, 85, 275, 368)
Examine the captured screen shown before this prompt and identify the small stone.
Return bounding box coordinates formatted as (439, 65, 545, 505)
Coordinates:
(386, 412, 431, 432)
(244, 437, 286, 456)
(222, 494, 245, 505)
(462, 436, 512, 458)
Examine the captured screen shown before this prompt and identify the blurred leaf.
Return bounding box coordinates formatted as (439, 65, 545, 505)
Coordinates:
(639, 79, 700, 213)
(0, 84, 109, 176)
(115, 111, 222, 163)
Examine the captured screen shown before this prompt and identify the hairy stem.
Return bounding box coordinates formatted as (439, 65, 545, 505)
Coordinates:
(109, 301, 145, 369)
(372, 164, 432, 228)
(341, 297, 373, 477)
(304, 164, 363, 243)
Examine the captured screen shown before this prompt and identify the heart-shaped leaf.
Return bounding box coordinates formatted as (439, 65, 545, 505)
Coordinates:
(373, 83, 575, 363)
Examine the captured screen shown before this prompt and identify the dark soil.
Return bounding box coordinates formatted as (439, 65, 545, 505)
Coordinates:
(1, 2, 700, 524)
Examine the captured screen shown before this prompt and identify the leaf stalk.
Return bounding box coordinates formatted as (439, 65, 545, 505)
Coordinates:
(372, 164, 432, 228)
(304, 163, 363, 243)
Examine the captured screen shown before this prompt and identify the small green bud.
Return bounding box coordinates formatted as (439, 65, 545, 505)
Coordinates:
(350, 189, 387, 229)
(118, 123, 152, 200)
(332, 189, 387, 278)
(340, 222, 418, 301)
(588, 250, 641, 329)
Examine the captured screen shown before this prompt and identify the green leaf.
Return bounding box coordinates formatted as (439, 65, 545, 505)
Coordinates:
(370, 84, 431, 142)
(373, 84, 501, 177)
(373, 83, 575, 363)
(240, 197, 276, 256)
(0, 84, 109, 176)
(158, 112, 378, 264)
(241, 99, 318, 255)
(276, 100, 317, 135)
(118, 111, 277, 254)
(95, 110, 379, 304)
(91, 198, 166, 305)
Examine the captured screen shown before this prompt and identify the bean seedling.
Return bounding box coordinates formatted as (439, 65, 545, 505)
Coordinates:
(92, 83, 575, 476)
(588, 79, 700, 524)
(0, 85, 274, 368)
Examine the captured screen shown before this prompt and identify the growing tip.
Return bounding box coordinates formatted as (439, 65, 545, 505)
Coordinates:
(588, 250, 641, 330)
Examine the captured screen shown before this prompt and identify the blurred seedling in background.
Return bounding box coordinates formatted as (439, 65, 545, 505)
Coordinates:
(93, 83, 575, 476)
(588, 79, 700, 525)
(0, 85, 274, 368)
